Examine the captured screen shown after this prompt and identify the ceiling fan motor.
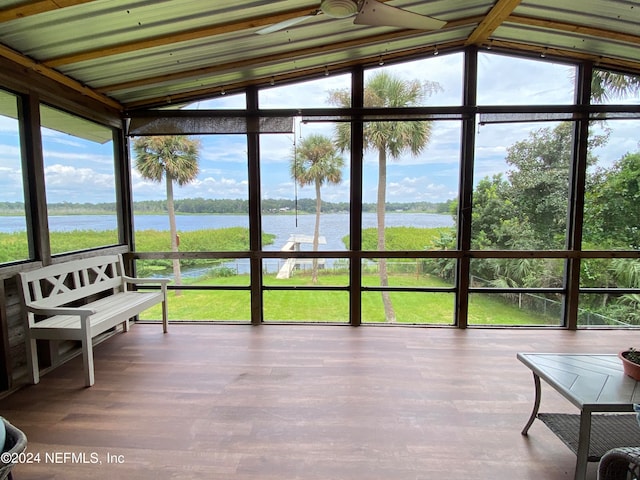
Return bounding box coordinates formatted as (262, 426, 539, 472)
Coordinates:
(320, 0, 359, 18)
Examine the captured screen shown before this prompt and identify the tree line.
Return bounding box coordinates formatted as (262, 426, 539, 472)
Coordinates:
(0, 198, 453, 216)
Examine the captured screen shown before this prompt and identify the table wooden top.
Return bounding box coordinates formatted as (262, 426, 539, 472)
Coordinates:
(517, 353, 640, 411)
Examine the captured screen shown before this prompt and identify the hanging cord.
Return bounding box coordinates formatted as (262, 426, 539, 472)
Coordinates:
(293, 119, 302, 228)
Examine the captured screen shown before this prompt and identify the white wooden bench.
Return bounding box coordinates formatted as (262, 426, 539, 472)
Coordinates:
(17, 254, 169, 387)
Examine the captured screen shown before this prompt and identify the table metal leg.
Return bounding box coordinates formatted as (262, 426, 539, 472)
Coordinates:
(522, 372, 541, 435)
(574, 410, 592, 480)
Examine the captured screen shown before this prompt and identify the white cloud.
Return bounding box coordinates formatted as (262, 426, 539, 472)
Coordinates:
(477, 53, 576, 105)
(0, 144, 21, 167)
(590, 120, 640, 168)
(133, 169, 252, 201)
(195, 176, 248, 198)
(44, 164, 116, 202)
(368, 53, 465, 106)
(388, 176, 452, 202)
(199, 137, 248, 164)
(0, 116, 18, 133)
(0, 167, 26, 202)
(187, 93, 246, 109)
(263, 183, 294, 199)
(41, 129, 86, 149)
(259, 74, 352, 108)
(43, 149, 114, 167)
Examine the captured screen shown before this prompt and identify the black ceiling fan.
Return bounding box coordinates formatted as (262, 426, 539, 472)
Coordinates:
(256, 0, 446, 35)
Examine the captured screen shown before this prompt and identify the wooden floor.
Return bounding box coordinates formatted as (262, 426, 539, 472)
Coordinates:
(0, 324, 635, 480)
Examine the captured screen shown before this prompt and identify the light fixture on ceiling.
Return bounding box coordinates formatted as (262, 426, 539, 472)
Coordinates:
(324, 65, 330, 76)
(378, 55, 384, 66)
(540, 47, 548, 58)
(270, 76, 275, 86)
(433, 45, 439, 56)
(220, 87, 226, 95)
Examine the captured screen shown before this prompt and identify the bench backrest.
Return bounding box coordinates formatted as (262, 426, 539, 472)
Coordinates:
(18, 254, 126, 309)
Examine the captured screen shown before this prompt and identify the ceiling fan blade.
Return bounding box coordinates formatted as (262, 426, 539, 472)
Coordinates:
(256, 14, 315, 35)
(354, 0, 446, 30)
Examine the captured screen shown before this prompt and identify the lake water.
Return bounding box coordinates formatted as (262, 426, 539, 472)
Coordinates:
(1, 213, 453, 275)
(1, 212, 454, 252)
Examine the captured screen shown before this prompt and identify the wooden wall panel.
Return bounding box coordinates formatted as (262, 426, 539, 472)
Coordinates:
(0, 280, 9, 390)
(1, 276, 29, 390)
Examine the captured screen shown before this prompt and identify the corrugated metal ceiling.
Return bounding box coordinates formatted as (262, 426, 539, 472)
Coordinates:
(0, 0, 639, 111)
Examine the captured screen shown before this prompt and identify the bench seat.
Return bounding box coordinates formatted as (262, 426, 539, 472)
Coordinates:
(29, 291, 165, 339)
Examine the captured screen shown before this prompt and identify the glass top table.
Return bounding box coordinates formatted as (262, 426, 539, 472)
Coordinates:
(517, 353, 640, 480)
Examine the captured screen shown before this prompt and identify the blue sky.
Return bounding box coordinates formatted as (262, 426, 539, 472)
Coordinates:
(0, 52, 638, 206)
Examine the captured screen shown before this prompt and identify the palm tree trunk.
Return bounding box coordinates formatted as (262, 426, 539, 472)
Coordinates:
(312, 181, 321, 284)
(166, 174, 182, 296)
(377, 150, 396, 322)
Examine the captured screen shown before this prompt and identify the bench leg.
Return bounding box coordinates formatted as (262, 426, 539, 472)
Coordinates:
(25, 337, 40, 384)
(49, 340, 60, 367)
(81, 337, 95, 387)
(162, 299, 168, 333)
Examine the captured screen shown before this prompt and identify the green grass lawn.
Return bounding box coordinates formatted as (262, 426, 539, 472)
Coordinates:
(139, 272, 555, 325)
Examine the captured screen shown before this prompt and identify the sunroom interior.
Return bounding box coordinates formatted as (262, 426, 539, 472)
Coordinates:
(0, 0, 639, 479)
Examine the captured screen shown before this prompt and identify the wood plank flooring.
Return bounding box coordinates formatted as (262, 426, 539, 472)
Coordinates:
(0, 324, 636, 480)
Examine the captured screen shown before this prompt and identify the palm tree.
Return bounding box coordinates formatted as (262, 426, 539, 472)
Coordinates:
(133, 135, 200, 295)
(329, 71, 441, 321)
(591, 70, 640, 103)
(291, 134, 344, 284)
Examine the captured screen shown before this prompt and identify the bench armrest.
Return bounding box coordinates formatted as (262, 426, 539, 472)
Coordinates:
(27, 305, 96, 317)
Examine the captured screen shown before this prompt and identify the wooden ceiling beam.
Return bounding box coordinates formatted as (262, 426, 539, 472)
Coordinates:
(0, 0, 97, 23)
(465, 0, 522, 45)
(508, 15, 640, 46)
(42, 7, 321, 68)
(488, 40, 640, 75)
(0, 43, 121, 110)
